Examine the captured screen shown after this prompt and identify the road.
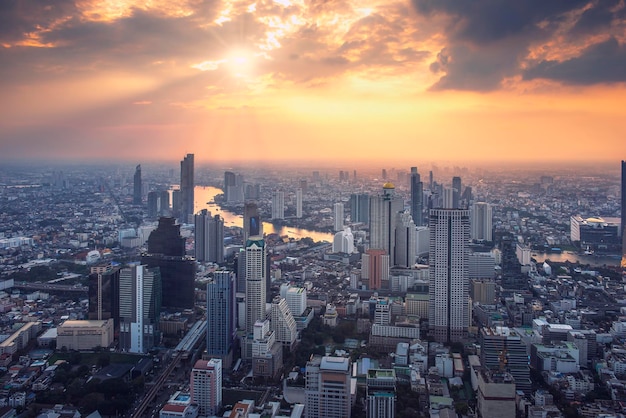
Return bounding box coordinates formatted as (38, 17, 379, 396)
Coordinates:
(131, 351, 183, 418)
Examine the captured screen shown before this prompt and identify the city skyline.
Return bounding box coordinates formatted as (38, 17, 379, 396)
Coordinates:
(1, 1, 626, 164)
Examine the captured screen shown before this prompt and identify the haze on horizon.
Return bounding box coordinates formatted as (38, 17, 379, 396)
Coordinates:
(1, 0, 626, 164)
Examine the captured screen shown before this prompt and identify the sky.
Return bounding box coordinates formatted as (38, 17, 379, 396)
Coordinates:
(1, 0, 626, 166)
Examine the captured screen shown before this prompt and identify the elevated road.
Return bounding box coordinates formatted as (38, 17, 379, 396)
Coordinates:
(13, 281, 88, 293)
(132, 351, 183, 418)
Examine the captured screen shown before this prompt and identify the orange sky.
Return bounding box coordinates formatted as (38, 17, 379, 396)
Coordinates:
(1, 0, 625, 165)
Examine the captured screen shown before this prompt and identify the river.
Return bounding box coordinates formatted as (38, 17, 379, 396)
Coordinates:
(532, 251, 621, 267)
(193, 186, 334, 242)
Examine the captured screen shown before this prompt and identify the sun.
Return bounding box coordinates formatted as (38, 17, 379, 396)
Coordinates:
(226, 49, 256, 78)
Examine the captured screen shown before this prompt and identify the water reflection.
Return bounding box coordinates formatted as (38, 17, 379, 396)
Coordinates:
(533, 252, 620, 267)
(194, 186, 333, 242)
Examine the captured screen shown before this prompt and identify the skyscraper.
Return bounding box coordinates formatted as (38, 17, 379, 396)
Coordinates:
(410, 167, 424, 226)
(394, 211, 417, 268)
(147, 191, 158, 218)
(361, 249, 389, 290)
(479, 326, 532, 394)
(428, 209, 470, 343)
(471, 202, 493, 242)
(334, 202, 344, 232)
(195, 209, 224, 263)
(245, 236, 266, 335)
(180, 153, 194, 222)
(119, 264, 161, 353)
(224, 171, 236, 201)
(243, 201, 262, 243)
(272, 191, 285, 220)
(622, 160, 626, 265)
(88, 267, 120, 331)
(191, 359, 222, 417)
(350, 193, 370, 224)
(366, 369, 396, 418)
(206, 271, 235, 367)
(452, 176, 462, 209)
(142, 217, 195, 309)
(133, 164, 142, 205)
(296, 188, 303, 218)
(369, 183, 404, 265)
(270, 296, 297, 350)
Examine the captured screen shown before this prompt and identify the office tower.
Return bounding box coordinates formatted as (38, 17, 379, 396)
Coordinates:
(452, 176, 462, 209)
(243, 201, 262, 243)
(299, 179, 308, 193)
(428, 170, 434, 190)
(296, 188, 303, 218)
(470, 279, 496, 304)
(428, 209, 470, 343)
(224, 171, 244, 203)
(272, 191, 285, 220)
(142, 217, 195, 309)
(159, 190, 170, 215)
(195, 209, 224, 263)
(191, 358, 222, 417)
(171, 189, 181, 218)
(382, 169, 387, 180)
(285, 287, 307, 317)
(245, 236, 266, 335)
(476, 368, 516, 418)
(350, 193, 370, 224)
(224, 171, 236, 201)
(133, 164, 142, 204)
(410, 167, 424, 226)
(500, 234, 526, 291)
(479, 327, 532, 394)
(374, 297, 391, 325)
(361, 249, 389, 290)
(180, 153, 194, 221)
(366, 369, 396, 418)
(119, 264, 161, 353)
(333, 228, 354, 253)
(88, 267, 121, 331)
(441, 186, 454, 208)
(270, 296, 297, 350)
(252, 319, 283, 378)
(147, 191, 158, 218)
(334, 202, 344, 232)
(461, 186, 473, 208)
(394, 211, 417, 268)
(206, 271, 235, 367)
(305, 356, 352, 418)
(370, 183, 404, 264)
(471, 202, 493, 242)
(622, 161, 626, 264)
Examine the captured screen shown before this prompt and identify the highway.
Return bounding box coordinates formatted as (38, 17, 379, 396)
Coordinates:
(14, 281, 88, 292)
(132, 351, 183, 418)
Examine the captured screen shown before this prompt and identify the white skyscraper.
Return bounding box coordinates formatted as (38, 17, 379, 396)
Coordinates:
(471, 202, 493, 242)
(428, 209, 470, 343)
(270, 296, 297, 349)
(296, 188, 303, 218)
(272, 191, 285, 220)
(285, 286, 307, 316)
(332, 227, 354, 253)
(245, 236, 266, 336)
(190, 358, 222, 417)
(334, 202, 344, 232)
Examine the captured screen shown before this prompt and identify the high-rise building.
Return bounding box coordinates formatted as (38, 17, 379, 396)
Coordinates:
(622, 161, 626, 265)
(285, 286, 307, 317)
(305, 356, 353, 418)
(224, 171, 236, 201)
(366, 369, 396, 418)
(147, 191, 159, 218)
(171, 189, 181, 218)
(159, 190, 170, 215)
(88, 267, 121, 331)
(350, 193, 370, 224)
(428, 209, 470, 343)
(452, 176, 462, 209)
(119, 264, 161, 353)
(369, 183, 404, 265)
(180, 154, 194, 222)
(224, 171, 244, 203)
(195, 209, 224, 263)
(243, 202, 262, 243)
(206, 271, 235, 367)
(245, 236, 266, 335)
(333, 228, 354, 254)
(361, 249, 389, 290)
(142, 217, 195, 309)
(479, 326, 532, 394)
(133, 164, 142, 205)
(394, 211, 417, 268)
(296, 188, 303, 218)
(471, 202, 493, 242)
(334, 202, 344, 232)
(410, 167, 424, 226)
(191, 358, 222, 417)
(270, 296, 297, 350)
(251, 319, 283, 378)
(272, 191, 285, 220)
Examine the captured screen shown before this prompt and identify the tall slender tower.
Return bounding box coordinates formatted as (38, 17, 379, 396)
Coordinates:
(296, 188, 303, 218)
(191, 359, 222, 417)
(452, 176, 462, 209)
(428, 209, 470, 343)
(622, 160, 626, 267)
(272, 191, 285, 219)
(334, 202, 344, 232)
(471, 202, 493, 242)
(410, 167, 424, 226)
(206, 271, 235, 367)
(369, 183, 404, 265)
(133, 164, 142, 205)
(180, 154, 194, 222)
(245, 236, 266, 335)
(195, 209, 224, 263)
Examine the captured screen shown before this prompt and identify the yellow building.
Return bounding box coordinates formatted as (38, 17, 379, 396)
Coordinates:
(57, 319, 114, 351)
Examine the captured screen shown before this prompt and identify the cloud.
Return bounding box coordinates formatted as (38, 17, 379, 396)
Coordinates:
(411, 0, 626, 90)
(523, 37, 626, 84)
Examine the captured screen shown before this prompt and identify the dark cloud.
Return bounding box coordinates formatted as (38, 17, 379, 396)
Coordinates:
(523, 37, 626, 84)
(0, 0, 77, 43)
(412, 0, 626, 90)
